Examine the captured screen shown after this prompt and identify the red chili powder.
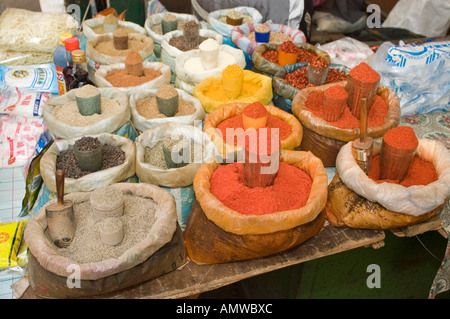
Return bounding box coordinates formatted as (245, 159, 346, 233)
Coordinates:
(217, 114, 291, 145)
(284, 66, 348, 90)
(279, 41, 298, 53)
(242, 102, 268, 119)
(209, 162, 312, 215)
(369, 155, 438, 187)
(310, 56, 329, 68)
(383, 126, 418, 150)
(349, 62, 380, 83)
(262, 48, 317, 64)
(324, 85, 348, 100)
(305, 93, 388, 129)
(244, 127, 280, 155)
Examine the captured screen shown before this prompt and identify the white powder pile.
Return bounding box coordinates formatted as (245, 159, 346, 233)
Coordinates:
(184, 50, 236, 74)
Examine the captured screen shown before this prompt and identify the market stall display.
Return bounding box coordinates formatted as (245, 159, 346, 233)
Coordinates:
(82, 15, 147, 40)
(24, 182, 186, 298)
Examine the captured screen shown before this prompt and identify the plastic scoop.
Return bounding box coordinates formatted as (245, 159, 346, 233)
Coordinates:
(45, 170, 76, 248)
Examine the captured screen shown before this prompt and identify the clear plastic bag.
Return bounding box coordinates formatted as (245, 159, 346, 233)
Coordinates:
(316, 37, 374, 69)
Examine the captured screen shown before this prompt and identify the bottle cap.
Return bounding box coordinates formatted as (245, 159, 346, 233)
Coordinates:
(59, 32, 73, 46)
(72, 50, 87, 63)
(64, 37, 80, 52)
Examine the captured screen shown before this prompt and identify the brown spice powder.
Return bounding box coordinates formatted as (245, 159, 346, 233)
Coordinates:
(136, 96, 195, 119)
(95, 38, 147, 56)
(156, 84, 178, 99)
(105, 68, 162, 87)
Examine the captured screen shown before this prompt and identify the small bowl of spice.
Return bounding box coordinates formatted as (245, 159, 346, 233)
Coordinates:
(90, 185, 124, 221)
(98, 217, 124, 246)
(161, 14, 178, 34)
(156, 84, 179, 117)
(307, 56, 329, 86)
(199, 38, 220, 70)
(254, 24, 270, 43)
(278, 41, 299, 67)
(73, 136, 103, 173)
(242, 101, 268, 131)
(222, 64, 245, 99)
(226, 10, 244, 26)
(75, 84, 101, 116)
(322, 85, 348, 122)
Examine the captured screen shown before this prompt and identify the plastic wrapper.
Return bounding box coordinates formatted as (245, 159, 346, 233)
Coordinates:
(82, 16, 147, 40)
(336, 139, 450, 217)
(40, 133, 136, 194)
(0, 220, 28, 279)
(43, 87, 130, 140)
(193, 70, 273, 114)
(252, 43, 330, 77)
(0, 85, 50, 118)
(129, 88, 205, 133)
(313, 11, 366, 34)
(174, 45, 246, 95)
(94, 61, 171, 96)
(203, 102, 302, 159)
(317, 37, 375, 69)
(0, 8, 78, 53)
(0, 64, 59, 94)
(193, 149, 327, 235)
(230, 23, 307, 56)
(272, 62, 349, 113)
(86, 33, 155, 78)
(144, 12, 199, 57)
(0, 50, 53, 66)
(207, 7, 263, 45)
(370, 41, 450, 116)
(24, 182, 178, 281)
(160, 29, 223, 80)
(135, 122, 217, 188)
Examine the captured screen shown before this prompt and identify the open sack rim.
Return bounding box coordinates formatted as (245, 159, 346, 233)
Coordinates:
(144, 12, 199, 44)
(336, 138, 450, 216)
(24, 182, 178, 281)
(193, 149, 328, 235)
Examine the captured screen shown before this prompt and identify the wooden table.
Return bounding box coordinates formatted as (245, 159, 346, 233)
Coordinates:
(20, 224, 385, 299)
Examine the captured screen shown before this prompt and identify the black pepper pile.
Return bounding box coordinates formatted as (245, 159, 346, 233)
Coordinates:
(74, 136, 102, 151)
(57, 144, 126, 179)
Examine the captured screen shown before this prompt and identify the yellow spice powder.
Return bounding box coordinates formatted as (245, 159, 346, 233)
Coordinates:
(222, 64, 244, 79)
(203, 79, 261, 101)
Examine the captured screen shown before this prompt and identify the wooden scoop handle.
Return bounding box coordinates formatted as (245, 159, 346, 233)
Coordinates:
(359, 97, 368, 143)
(56, 169, 65, 205)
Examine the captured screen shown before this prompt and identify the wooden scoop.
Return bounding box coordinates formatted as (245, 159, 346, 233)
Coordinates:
(45, 170, 76, 248)
(352, 97, 374, 174)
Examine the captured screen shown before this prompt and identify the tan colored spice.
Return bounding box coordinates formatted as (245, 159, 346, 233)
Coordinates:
(104, 14, 118, 24)
(144, 137, 202, 169)
(136, 96, 195, 119)
(256, 25, 270, 33)
(105, 68, 161, 87)
(52, 97, 121, 126)
(92, 25, 136, 35)
(244, 31, 291, 43)
(156, 84, 178, 99)
(94, 38, 147, 57)
(53, 193, 158, 264)
(150, 20, 188, 35)
(75, 84, 100, 99)
(162, 14, 177, 22)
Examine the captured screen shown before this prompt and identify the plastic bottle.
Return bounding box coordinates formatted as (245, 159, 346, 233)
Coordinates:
(63, 37, 80, 91)
(53, 32, 73, 96)
(68, 50, 95, 90)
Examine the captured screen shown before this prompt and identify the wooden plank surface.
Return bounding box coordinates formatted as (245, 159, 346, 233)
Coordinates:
(21, 224, 385, 299)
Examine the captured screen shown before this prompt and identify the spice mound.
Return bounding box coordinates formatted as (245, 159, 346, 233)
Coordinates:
(74, 136, 101, 151)
(369, 154, 438, 187)
(94, 36, 148, 57)
(263, 42, 318, 65)
(209, 162, 312, 215)
(349, 62, 380, 83)
(244, 31, 291, 43)
(383, 126, 418, 150)
(53, 190, 158, 264)
(104, 68, 162, 87)
(284, 66, 347, 90)
(56, 143, 125, 179)
(305, 92, 388, 129)
(52, 92, 121, 127)
(136, 96, 195, 119)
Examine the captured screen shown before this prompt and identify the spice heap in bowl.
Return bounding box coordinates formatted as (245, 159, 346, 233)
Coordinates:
(263, 41, 318, 65)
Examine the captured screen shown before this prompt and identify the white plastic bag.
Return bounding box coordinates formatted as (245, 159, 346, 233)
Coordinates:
(129, 88, 205, 132)
(370, 41, 450, 115)
(316, 37, 374, 69)
(336, 139, 450, 216)
(82, 17, 147, 40)
(0, 85, 50, 117)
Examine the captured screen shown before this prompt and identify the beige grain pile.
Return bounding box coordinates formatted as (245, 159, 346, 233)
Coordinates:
(136, 96, 195, 119)
(53, 193, 158, 264)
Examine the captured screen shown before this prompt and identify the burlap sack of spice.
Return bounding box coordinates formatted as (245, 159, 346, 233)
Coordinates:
(82, 17, 147, 40)
(94, 61, 171, 95)
(160, 29, 223, 79)
(144, 12, 199, 56)
(40, 133, 136, 194)
(273, 63, 350, 112)
(192, 149, 328, 235)
(326, 139, 450, 230)
(135, 122, 217, 188)
(86, 33, 154, 77)
(252, 43, 331, 77)
(193, 70, 273, 114)
(203, 102, 302, 159)
(43, 87, 130, 140)
(129, 88, 206, 133)
(174, 45, 246, 95)
(24, 183, 178, 282)
(291, 82, 401, 167)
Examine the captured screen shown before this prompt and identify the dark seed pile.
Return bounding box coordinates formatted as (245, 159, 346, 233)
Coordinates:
(56, 145, 126, 179)
(74, 136, 102, 151)
(169, 36, 211, 52)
